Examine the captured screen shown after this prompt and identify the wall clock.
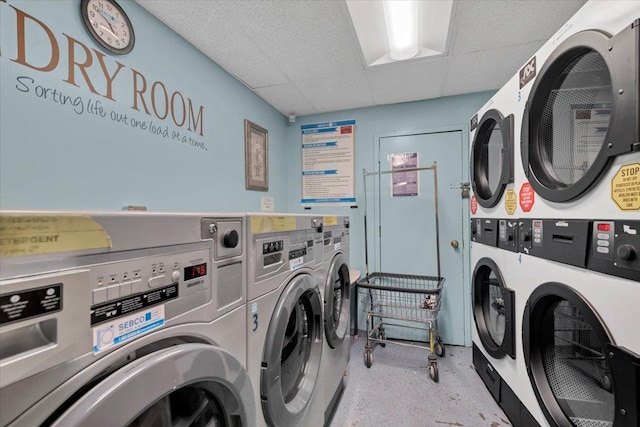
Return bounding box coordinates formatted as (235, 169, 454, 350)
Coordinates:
(81, 0, 135, 55)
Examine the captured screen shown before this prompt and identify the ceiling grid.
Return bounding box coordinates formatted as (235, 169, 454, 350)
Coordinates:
(136, 0, 587, 117)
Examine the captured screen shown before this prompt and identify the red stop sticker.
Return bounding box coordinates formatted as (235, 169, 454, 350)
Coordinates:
(470, 195, 478, 214)
(520, 183, 535, 212)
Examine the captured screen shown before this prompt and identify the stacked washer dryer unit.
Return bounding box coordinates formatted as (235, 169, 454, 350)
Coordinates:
(0, 210, 255, 426)
(245, 213, 325, 427)
(470, 67, 540, 425)
(515, 2, 640, 426)
(318, 215, 351, 425)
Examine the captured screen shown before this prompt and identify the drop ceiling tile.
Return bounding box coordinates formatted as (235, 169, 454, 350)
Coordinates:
(451, 0, 586, 54)
(254, 83, 316, 117)
(443, 41, 543, 96)
(366, 59, 449, 105)
(135, 0, 289, 88)
(217, 0, 364, 81)
(295, 72, 374, 114)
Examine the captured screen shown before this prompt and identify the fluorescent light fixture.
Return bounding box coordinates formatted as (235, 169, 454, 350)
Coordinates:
(346, 0, 454, 67)
(383, 0, 419, 61)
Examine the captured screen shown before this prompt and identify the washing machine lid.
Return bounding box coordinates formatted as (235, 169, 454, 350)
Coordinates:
(260, 273, 322, 426)
(523, 282, 640, 427)
(324, 253, 350, 349)
(472, 257, 515, 359)
(471, 109, 515, 208)
(521, 22, 640, 202)
(48, 343, 256, 427)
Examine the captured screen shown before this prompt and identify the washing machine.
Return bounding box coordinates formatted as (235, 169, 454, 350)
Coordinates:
(0, 210, 255, 426)
(318, 215, 351, 425)
(245, 213, 325, 427)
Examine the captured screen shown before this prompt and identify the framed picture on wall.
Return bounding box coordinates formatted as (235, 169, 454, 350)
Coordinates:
(244, 120, 269, 191)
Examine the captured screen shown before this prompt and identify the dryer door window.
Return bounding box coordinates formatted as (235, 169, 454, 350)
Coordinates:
(48, 343, 256, 426)
(471, 109, 514, 208)
(472, 258, 515, 359)
(521, 24, 639, 202)
(524, 282, 640, 427)
(325, 253, 350, 349)
(260, 274, 322, 426)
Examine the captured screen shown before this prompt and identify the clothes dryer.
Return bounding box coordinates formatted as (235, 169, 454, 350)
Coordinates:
(318, 215, 351, 424)
(520, 254, 640, 427)
(468, 25, 539, 423)
(516, 0, 640, 217)
(0, 210, 255, 427)
(471, 227, 542, 426)
(245, 213, 325, 427)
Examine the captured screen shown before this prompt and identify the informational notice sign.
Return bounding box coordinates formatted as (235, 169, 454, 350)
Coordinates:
(390, 152, 419, 197)
(301, 120, 356, 206)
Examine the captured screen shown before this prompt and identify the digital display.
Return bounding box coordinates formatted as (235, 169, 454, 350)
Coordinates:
(184, 263, 207, 281)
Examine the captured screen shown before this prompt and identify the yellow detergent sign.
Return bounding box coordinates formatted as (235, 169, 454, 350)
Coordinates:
(250, 215, 297, 234)
(504, 189, 517, 215)
(611, 163, 640, 211)
(0, 215, 111, 257)
(323, 216, 338, 226)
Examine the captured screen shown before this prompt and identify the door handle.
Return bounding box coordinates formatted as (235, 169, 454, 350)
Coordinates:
(451, 240, 459, 249)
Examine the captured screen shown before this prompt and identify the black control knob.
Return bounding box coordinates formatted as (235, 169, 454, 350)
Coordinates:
(520, 231, 531, 242)
(507, 229, 514, 241)
(223, 230, 239, 248)
(617, 244, 636, 261)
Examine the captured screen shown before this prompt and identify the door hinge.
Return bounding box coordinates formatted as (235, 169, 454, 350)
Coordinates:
(450, 182, 471, 198)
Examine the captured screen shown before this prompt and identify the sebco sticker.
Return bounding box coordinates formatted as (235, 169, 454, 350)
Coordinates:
(92, 305, 165, 354)
(289, 256, 304, 271)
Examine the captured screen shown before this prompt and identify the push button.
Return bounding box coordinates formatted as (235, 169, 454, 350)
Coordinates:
(107, 285, 120, 300)
(148, 275, 168, 288)
(131, 279, 144, 294)
(120, 282, 132, 297)
(93, 287, 107, 304)
(597, 247, 610, 254)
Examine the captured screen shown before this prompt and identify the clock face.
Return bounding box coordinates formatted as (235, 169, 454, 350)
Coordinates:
(81, 0, 135, 55)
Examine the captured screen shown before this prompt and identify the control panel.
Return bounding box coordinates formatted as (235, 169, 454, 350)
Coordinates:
(89, 249, 209, 307)
(471, 218, 498, 247)
(254, 228, 319, 281)
(518, 219, 639, 281)
(497, 219, 518, 252)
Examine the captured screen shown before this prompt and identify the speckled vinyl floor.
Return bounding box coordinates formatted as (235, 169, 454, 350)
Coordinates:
(329, 337, 510, 427)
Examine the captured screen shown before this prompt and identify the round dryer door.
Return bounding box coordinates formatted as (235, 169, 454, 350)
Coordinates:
(49, 343, 256, 427)
(472, 258, 515, 359)
(521, 24, 639, 202)
(524, 283, 640, 427)
(260, 274, 323, 426)
(325, 253, 350, 349)
(471, 109, 514, 208)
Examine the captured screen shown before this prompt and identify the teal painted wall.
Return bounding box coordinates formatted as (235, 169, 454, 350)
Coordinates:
(1, 0, 494, 345)
(285, 92, 494, 344)
(0, 0, 288, 212)
(286, 92, 493, 272)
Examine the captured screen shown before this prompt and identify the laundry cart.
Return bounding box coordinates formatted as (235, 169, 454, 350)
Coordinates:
(357, 163, 446, 382)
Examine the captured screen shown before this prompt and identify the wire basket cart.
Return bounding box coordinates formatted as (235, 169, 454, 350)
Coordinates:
(357, 163, 446, 382)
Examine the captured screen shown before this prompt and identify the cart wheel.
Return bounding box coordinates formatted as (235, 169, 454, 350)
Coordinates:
(434, 339, 445, 357)
(428, 362, 439, 383)
(365, 349, 373, 368)
(379, 331, 386, 348)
